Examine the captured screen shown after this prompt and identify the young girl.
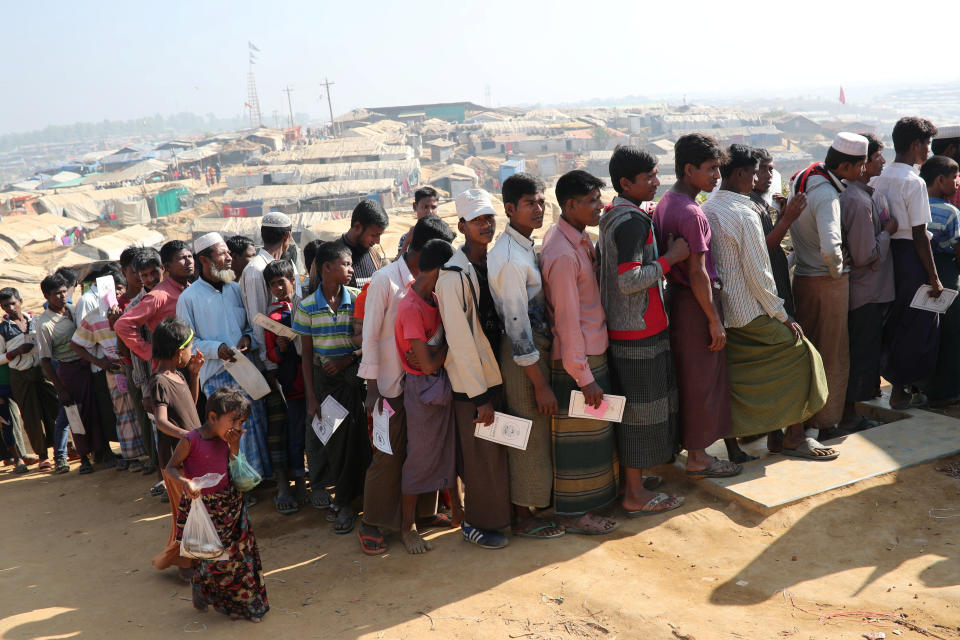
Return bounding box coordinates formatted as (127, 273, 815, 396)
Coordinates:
(149, 317, 204, 578)
(166, 386, 269, 622)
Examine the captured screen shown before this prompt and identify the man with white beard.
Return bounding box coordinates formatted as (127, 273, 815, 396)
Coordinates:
(176, 232, 273, 480)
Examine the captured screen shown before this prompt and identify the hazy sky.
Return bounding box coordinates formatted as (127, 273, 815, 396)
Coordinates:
(1, 0, 956, 135)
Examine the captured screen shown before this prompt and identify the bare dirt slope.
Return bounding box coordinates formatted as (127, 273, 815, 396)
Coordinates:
(1, 454, 958, 639)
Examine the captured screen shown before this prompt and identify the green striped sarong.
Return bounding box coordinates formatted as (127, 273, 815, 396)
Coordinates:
(549, 354, 618, 517)
(725, 314, 828, 437)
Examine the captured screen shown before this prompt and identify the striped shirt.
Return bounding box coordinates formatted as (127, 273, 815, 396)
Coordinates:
(292, 285, 359, 363)
(71, 308, 120, 373)
(703, 190, 788, 328)
(928, 197, 960, 255)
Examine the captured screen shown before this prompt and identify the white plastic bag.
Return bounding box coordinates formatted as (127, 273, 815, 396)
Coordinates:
(179, 473, 226, 560)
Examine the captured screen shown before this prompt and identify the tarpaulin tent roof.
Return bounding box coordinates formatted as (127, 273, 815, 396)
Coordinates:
(34, 181, 194, 222)
(236, 159, 420, 185)
(261, 139, 413, 164)
(173, 144, 221, 163)
(0, 263, 49, 284)
(223, 179, 395, 207)
(0, 214, 70, 249)
(81, 159, 170, 185)
(184, 211, 350, 245)
(80, 224, 165, 261)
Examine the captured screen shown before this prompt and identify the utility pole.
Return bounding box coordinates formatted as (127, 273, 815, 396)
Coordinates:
(283, 86, 295, 129)
(321, 77, 336, 137)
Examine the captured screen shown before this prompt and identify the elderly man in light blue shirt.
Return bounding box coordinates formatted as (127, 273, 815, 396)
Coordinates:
(176, 232, 272, 479)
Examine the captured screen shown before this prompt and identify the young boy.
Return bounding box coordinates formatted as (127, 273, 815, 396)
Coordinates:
(394, 238, 457, 554)
(294, 241, 371, 535)
(489, 173, 563, 539)
(920, 154, 960, 402)
(263, 259, 308, 512)
(436, 188, 510, 549)
(599, 146, 688, 515)
(653, 134, 740, 478)
(541, 170, 618, 534)
(872, 117, 940, 409)
(70, 272, 146, 470)
(357, 214, 456, 555)
(397, 187, 440, 258)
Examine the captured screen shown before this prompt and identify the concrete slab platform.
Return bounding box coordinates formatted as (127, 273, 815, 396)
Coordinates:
(673, 395, 960, 515)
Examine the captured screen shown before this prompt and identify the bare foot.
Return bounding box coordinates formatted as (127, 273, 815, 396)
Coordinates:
(401, 526, 433, 554)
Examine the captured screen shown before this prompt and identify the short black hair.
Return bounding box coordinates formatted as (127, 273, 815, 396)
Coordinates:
(303, 239, 324, 273)
(261, 225, 292, 246)
(920, 154, 959, 186)
(892, 117, 937, 155)
(41, 274, 68, 296)
(152, 316, 193, 361)
(932, 137, 960, 156)
(418, 239, 455, 272)
(351, 199, 389, 230)
(54, 267, 77, 288)
(501, 172, 545, 207)
(555, 170, 605, 209)
(160, 240, 190, 266)
(226, 235, 254, 255)
(205, 386, 251, 420)
(134, 248, 162, 272)
(414, 186, 438, 204)
(110, 270, 127, 290)
(720, 144, 758, 179)
(0, 287, 21, 302)
(315, 240, 351, 269)
(410, 214, 455, 252)
(825, 147, 866, 172)
(263, 259, 295, 285)
(119, 246, 141, 270)
(864, 133, 884, 159)
(753, 147, 773, 164)
(609, 145, 657, 194)
(675, 134, 724, 179)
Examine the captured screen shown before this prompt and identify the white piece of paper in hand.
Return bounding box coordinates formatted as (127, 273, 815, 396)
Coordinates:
(222, 348, 271, 400)
(95, 275, 118, 315)
(312, 395, 349, 445)
(372, 399, 393, 455)
(65, 404, 85, 435)
(474, 411, 532, 450)
(910, 285, 959, 314)
(253, 313, 302, 356)
(568, 390, 626, 422)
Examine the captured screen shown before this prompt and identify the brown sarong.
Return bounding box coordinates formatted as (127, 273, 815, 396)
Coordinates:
(453, 397, 511, 531)
(360, 391, 438, 532)
(403, 371, 456, 494)
(792, 273, 849, 429)
(499, 332, 553, 509)
(666, 285, 732, 450)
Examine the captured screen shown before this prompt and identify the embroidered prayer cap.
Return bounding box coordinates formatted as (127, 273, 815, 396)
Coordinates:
(261, 211, 292, 228)
(831, 132, 869, 157)
(455, 188, 496, 221)
(934, 125, 960, 140)
(194, 232, 225, 254)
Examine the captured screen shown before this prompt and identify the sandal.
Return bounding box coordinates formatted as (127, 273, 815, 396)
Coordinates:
(115, 459, 130, 472)
(38, 460, 53, 472)
(461, 522, 508, 549)
(333, 507, 356, 535)
(141, 461, 156, 475)
(624, 492, 685, 518)
(78, 460, 95, 475)
(416, 512, 453, 529)
(128, 459, 144, 473)
(55, 459, 70, 474)
(512, 520, 565, 539)
(274, 494, 299, 515)
(357, 527, 387, 555)
(561, 513, 620, 536)
(13, 463, 29, 474)
(685, 457, 742, 479)
(311, 488, 332, 510)
(781, 436, 839, 461)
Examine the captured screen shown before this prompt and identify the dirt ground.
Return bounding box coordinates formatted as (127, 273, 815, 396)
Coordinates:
(1, 453, 958, 640)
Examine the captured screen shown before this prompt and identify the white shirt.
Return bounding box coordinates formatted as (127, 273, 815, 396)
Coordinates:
(239, 248, 302, 369)
(870, 163, 932, 241)
(703, 190, 788, 328)
(487, 223, 547, 367)
(357, 257, 413, 399)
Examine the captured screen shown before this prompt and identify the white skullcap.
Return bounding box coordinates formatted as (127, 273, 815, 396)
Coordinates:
(193, 232, 225, 254)
(934, 125, 960, 140)
(455, 188, 496, 221)
(831, 132, 869, 157)
(261, 211, 292, 228)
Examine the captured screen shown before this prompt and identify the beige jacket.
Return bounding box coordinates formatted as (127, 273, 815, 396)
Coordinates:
(435, 248, 502, 404)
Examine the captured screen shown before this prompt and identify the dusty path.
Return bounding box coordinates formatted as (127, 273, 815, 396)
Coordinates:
(1, 455, 958, 639)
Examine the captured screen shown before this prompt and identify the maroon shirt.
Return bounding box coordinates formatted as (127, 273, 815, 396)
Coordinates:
(652, 190, 719, 288)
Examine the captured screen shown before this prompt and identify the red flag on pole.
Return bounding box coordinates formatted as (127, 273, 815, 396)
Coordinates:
(839, 87, 846, 105)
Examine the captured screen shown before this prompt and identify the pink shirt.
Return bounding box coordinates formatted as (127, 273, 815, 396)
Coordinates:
(394, 287, 441, 375)
(183, 429, 230, 494)
(540, 217, 609, 387)
(115, 277, 186, 362)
